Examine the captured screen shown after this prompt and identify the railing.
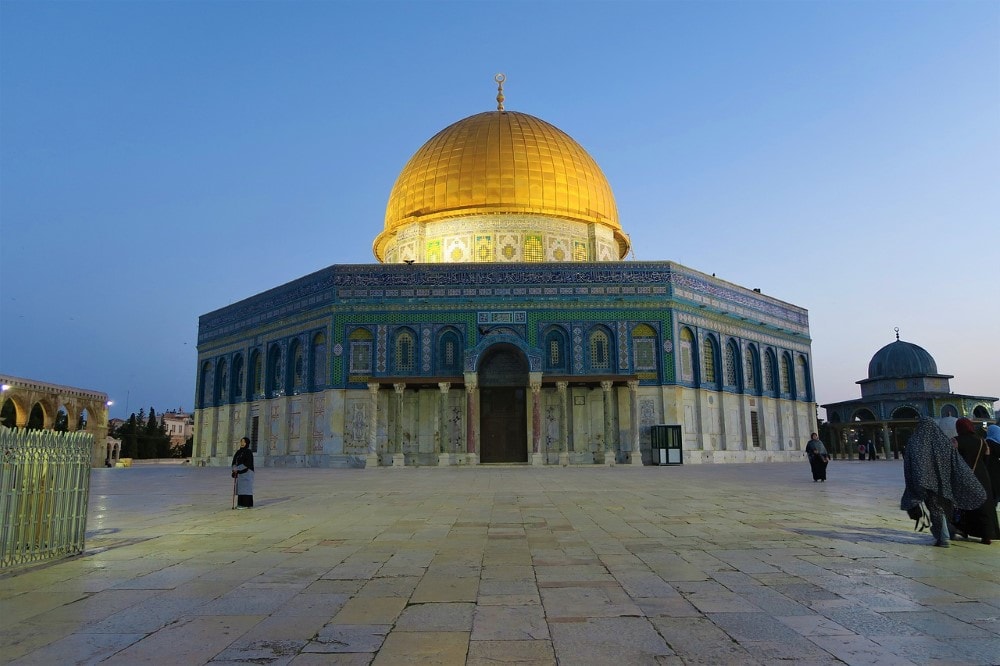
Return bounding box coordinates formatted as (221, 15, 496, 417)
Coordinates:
(0, 429, 92, 569)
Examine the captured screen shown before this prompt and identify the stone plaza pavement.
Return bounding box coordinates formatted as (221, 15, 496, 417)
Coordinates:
(2, 460, 999, 665)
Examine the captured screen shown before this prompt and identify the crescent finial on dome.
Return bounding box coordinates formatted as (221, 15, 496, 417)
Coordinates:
(495, 73, 506, 112)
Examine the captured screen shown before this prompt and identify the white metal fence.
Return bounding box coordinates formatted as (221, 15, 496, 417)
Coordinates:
(1, 429, 92, 569)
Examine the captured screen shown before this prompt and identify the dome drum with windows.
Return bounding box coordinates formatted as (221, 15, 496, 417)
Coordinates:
(374, 75, 630, 264)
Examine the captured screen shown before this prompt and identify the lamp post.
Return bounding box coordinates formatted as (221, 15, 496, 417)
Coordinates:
(0, 384, 10, 428)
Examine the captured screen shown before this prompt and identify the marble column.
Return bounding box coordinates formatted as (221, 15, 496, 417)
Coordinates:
(601, 380, 615, 466)
(465, 375, 479, 465)
(365, 382, 380, 469)
(392, 382, 406, 467)
(627, 380, 643, 465)
(882, 423, 896, 459)
(437, 382, 453, 466)
(530, 374, 544, 466)
(556, 381, 569, 466)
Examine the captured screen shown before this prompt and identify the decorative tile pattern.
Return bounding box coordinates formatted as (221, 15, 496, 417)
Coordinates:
(617, 321, 629, 370)
(572, 326, 584, 374)
(377, 325, 387, 373)
(421, 327, 432, 372)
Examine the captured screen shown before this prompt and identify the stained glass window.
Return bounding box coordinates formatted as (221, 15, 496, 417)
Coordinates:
(724, 342, 737, 386)
(350, 342, 372, 374)
(680, 328, 694, 382)
(251, 351, 263, 396)
(395, 330, 415, 373)
(702, 338, 716, 384)
(590, 329, 610, 370)
(312, 333, 326, 387)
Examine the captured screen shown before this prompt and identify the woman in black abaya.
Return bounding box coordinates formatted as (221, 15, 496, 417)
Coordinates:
(953, 418, 997, 544)
(231, 437, 255, 509)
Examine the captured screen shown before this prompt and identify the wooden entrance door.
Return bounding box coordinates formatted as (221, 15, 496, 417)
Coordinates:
(481, 387, 527, 463)
(477, 343, 529, 463)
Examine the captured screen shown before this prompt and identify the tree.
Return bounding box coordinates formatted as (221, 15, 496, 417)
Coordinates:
(156, 415, 173, 458)
(116, 407, 178, 459)
(54, 410, 69, 432)
(119, 414, 139, 458)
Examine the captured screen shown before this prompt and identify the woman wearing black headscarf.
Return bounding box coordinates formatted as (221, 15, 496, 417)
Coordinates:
(231, 437, 255, 509)
(953, 418, 997, 544)
(900, 417, 985, 547)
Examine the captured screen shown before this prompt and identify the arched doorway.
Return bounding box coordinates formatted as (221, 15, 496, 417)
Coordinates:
(478, 344, 528, 463)
(0, 398, 16, 428)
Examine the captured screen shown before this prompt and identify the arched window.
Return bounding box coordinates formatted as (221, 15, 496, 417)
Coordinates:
(702, 336, 717, 385)
(267, 344, 282, 397)
(973, 405, 990, 419)
(544, 327, 568, 372)
(589, 327, 611, 371)
(779, 353, 791, 395)
(349, 328, 374, 375)
(215, 358, 228, 405)
(312, 333, 327, 388)
(744, 345, 758, 393)
(632, 324, 657, 373)
(724, 340, 738, 387)
(795, 355, 809, 400)
(679, 327, 696, 382)
(27, 403, 44, 430)
(940, 404, 958, 418)
(232, 354, 244, 401)
(250, 350, 263, 397)
(852, 408, 876, 422)
(438, 328, 462, 375)
(393, 328, 416, 374)
(290, 339, 305, 392)
(763, 348, 776, 393)
(200, 360, 214, 408)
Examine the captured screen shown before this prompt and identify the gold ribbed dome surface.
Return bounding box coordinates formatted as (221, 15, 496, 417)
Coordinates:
(376, 111, 621, 261)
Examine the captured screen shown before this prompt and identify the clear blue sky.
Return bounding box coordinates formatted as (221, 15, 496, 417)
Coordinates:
(1, 1, 997, 419)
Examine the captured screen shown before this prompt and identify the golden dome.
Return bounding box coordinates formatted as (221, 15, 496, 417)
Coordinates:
(374, 110, 627, 262)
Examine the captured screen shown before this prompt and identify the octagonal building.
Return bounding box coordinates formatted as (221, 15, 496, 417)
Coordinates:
(194, 80, 817, 467)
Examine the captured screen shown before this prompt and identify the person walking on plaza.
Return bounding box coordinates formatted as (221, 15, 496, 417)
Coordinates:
(231, 437, 255, 509)
(805, 433, 829, 482)
(866, 436, 877, 461)
(953, 418, 997, 544)
(985, 424, 1000, 510)
(900, 417, 985, 548)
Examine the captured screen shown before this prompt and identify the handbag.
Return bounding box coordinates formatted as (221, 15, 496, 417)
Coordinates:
(907, 502, 930, 532)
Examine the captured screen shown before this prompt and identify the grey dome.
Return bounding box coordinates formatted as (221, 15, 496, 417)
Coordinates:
(867, 340, 938, 379)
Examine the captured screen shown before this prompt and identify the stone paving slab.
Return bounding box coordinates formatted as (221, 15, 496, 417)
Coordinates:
(2, 461, 999, 664)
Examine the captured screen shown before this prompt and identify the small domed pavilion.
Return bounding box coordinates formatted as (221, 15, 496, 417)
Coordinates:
(822, 331, 996, 458)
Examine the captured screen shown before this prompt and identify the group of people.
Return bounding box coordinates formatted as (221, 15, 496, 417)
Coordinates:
(806, 420, 999, 548)
(900, 417, 999, 547)
(231, 421, 999, 542)
(857, 436, 879, 460)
